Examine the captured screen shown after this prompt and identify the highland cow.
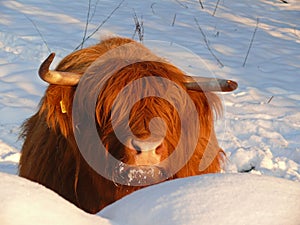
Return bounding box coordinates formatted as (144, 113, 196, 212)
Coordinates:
(19, 37, 237, 213)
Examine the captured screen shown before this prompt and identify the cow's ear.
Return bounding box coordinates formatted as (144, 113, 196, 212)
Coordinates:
(184, 75, 238, 92)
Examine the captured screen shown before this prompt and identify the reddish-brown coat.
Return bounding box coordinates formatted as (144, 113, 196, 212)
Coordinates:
(19, 37, 224, 213)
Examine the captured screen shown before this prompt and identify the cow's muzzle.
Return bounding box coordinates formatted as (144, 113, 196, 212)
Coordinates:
(118, 165, 169, 186)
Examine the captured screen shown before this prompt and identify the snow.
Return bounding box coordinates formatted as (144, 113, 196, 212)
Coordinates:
(99, 173, 300, 225)
(0, 172, 113, 225)
(0, 0, 299, 224)
(1, 172, 299, 225)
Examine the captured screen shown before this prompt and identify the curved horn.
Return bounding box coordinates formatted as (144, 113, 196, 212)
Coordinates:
(184, 75, 238, 92)
(39, 53, 81, 86)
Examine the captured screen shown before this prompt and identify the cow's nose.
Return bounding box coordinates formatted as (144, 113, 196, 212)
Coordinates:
(131, 138, 164, 154)
(128, 138, 165, 165)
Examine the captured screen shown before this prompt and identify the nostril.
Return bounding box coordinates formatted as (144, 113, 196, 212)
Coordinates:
(131, 139, 142, 154)
(155, 143, 164, 155)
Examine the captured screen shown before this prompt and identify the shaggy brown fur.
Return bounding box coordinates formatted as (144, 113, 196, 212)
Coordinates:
(19, 37, 224, 213)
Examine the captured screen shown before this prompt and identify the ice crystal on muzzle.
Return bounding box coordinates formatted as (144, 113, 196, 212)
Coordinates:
(117, 165, 169, 186)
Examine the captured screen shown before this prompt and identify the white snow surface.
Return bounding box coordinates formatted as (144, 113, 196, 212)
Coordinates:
(0, 172, 113, 225)
(0, 0, 300, 224)
(1, 172, 300, 225)
(99, 173, 300, 225)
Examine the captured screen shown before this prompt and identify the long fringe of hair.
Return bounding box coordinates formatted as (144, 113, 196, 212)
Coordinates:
(19, 37, 224, 213)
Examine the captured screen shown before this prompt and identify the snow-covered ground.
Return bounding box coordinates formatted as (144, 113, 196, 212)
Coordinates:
(0, 0, 299, 224)
(0, 172, 113, 225)
(99, 173, 300, 225)
(1, 172, 300, 225)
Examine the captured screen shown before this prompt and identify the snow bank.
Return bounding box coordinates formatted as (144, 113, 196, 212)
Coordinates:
(0, 172, 113, 225)
(1, 172, 300, 225)
(2, 172, 299, 225)
(100, 173, 300, 225)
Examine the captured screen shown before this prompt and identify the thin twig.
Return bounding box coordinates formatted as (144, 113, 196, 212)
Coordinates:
(267, 96, 274, 104)
(243, 18, 260, 67)
(199, 0, 204, 9)
(132, 10, 144, 42)
(79, 0, 92, 50)
(194, 17, 224, 68)
(240, 165, 255, 173)
(25, 15, 51, 53)
(89, 0, 100, 22)
(175, 0, 188, 9)
(172, 13, 177, 27)
(74, 0, 125, 50)
(212, 0, 221, 16)
(151, 2, 157, 14)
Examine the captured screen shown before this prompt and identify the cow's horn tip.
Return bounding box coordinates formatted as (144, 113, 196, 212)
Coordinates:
(227, 80, 238, 91)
